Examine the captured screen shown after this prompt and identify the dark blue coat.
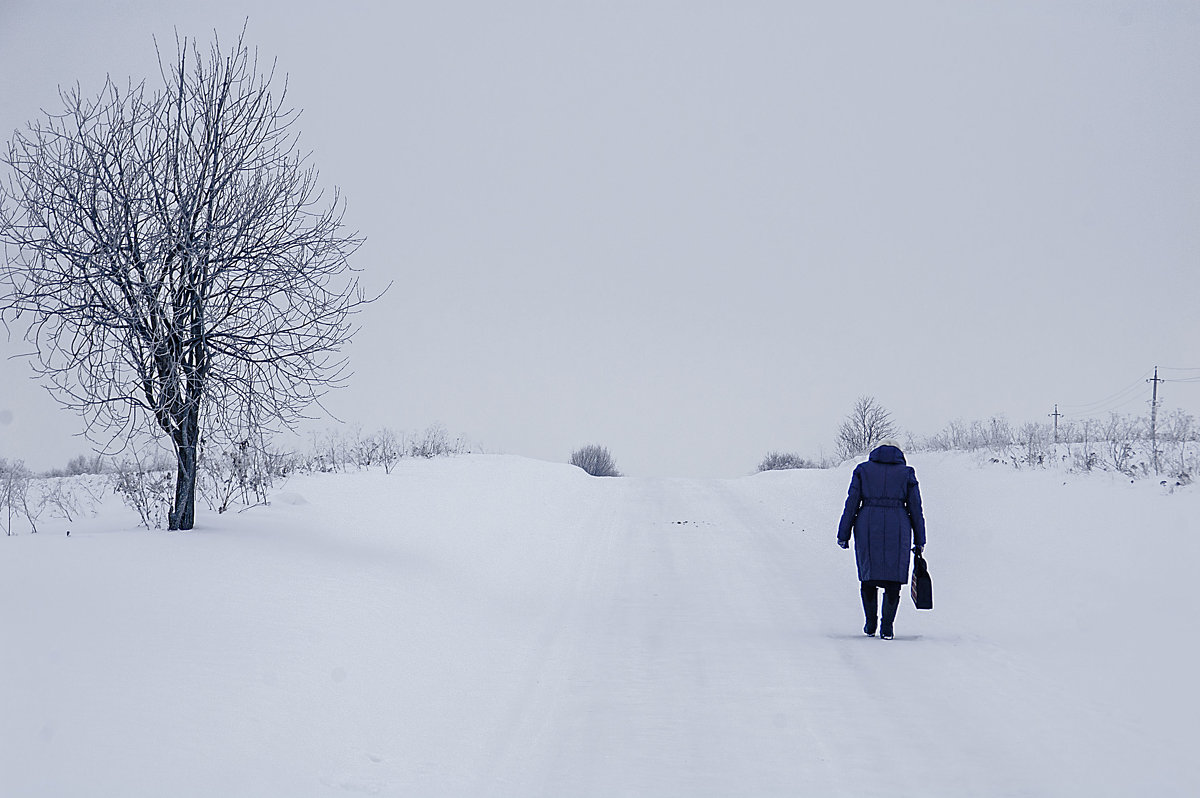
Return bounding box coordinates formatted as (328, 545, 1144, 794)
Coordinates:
(837, 445, 927, 583)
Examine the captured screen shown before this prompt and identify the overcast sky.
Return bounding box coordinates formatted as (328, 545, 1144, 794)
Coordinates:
(1, 1, 1198, 477)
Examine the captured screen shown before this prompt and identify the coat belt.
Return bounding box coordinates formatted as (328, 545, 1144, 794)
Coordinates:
(862, 498, 906, 508)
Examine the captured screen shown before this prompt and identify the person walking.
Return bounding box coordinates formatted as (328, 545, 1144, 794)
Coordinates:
(837, 439, 927, 640)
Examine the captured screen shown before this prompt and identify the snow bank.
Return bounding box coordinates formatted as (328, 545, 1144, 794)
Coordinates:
(2, 453, 1196, 796)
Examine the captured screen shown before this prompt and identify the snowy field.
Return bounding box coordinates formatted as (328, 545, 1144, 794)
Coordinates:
(2, 453, 1197, 797)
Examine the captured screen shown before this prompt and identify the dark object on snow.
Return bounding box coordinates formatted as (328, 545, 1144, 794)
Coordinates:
(880, 587, 900, 638)
(839, 441, 930, 639)
(911, 551, 933, 610)
(861, 580, 902, 636)
(861, 584, 877, 636)
(837, 443, 927, 583)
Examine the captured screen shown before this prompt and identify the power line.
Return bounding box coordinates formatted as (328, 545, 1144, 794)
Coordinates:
(1161, 366, 1200, 383)
(1080, 392, 1153, 414)
(1058, 370, 1154, 415)
(1057, 365, 1200, 424)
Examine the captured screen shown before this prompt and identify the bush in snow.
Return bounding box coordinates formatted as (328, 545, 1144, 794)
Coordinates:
(757, 452, 819, 472)
(1160, 408, 1197, 482)
(41, 453, 108, 479)
(1101, 413, 1144, 475)
(112, 452, 174, 529)
(570, 445, 621, 477)
(34, 475, 103, 523)
(409, 423, 469, 459)
(302, 424, 471, 474)
(199, 436, 289, 514)
(921, 416, 1015, 452)
(1016, 422, 1053, 467)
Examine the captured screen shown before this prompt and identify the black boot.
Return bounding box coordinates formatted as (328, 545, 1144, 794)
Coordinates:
(860, 584, 878, 636)
(880, 588, 899, 640)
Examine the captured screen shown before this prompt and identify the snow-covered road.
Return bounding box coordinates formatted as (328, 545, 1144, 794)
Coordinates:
(3, 455, 1197, 796)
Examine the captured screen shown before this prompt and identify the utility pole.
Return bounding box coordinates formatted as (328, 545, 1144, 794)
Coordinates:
(1049, 404, 1062, 444)
(1148, 366, 1164, 474)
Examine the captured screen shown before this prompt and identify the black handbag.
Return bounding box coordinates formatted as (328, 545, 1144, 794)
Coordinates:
(911, 552, 933, 610)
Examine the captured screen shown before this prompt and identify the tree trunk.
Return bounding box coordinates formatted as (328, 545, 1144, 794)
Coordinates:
(169, 410, 200, 531)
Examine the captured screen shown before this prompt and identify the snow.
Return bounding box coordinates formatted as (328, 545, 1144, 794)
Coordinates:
(2, 453, 1198, 796)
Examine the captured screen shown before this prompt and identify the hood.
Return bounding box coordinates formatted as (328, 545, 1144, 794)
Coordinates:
(868, 444, 906, 465)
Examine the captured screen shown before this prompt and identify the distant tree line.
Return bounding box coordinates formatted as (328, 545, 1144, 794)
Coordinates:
(4, 396, 1197, 536)
(757, 395, 1198, 483)
(917, 409, 1197, 481)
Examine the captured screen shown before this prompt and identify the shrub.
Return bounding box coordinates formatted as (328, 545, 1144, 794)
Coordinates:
(410, 423, 468, 459)
(199, 436, 288, 514)
(758, 452, 817, 471)
(112, 462, 173, 529)
(67, 454, 106, 476)
(35, 476, 93, 523)
(570, 445, 621, 477)
(302, 424, 471, 473)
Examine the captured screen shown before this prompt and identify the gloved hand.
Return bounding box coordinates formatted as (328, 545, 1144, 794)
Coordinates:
(912, 545, 923, 555)
(838, 539, 849, 549)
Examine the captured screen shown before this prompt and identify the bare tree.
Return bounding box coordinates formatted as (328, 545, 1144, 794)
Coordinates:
(835, 396, 899, 461)
(0, 29, 373, 529)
